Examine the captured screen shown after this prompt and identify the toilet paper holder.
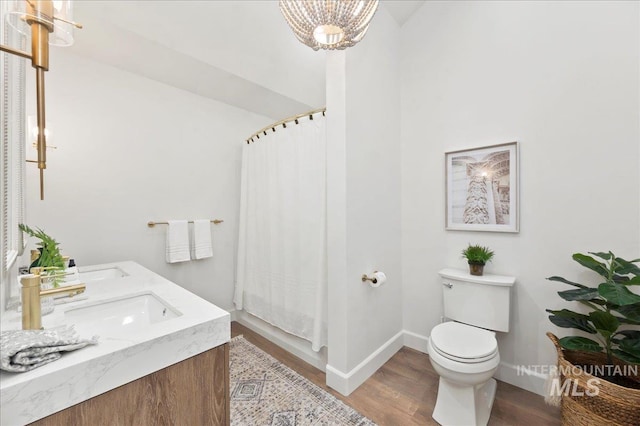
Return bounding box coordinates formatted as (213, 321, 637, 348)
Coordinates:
(362, 271, 381, 284)
(362, 271, 387, 288)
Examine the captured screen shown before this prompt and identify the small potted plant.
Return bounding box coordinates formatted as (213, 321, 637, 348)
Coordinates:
(461, 244, 494, 276)
(462, 244, 493, 275)
(19, 223, 66, 287)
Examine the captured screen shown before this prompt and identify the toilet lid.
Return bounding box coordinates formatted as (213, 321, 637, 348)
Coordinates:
(431, 322, 497, 360)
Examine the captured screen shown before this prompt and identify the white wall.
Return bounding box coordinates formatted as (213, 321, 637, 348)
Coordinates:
(21, 50, 270, 311)
(326, 8, 403, 394)
(401, 1, 640, 394)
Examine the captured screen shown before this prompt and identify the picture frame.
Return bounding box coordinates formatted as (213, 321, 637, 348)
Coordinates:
(445, 142, 519, 233)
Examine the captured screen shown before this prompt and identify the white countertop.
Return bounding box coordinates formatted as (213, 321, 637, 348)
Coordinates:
(0, 261, 230, 425)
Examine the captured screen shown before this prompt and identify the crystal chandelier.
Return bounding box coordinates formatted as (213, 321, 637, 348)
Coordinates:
(279, 0, 379, 51)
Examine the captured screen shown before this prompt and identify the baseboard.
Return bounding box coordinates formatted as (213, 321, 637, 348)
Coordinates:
(229, 309, 238, 322)
(401, 329, 547, 397)
(494, 362, 547, 396)
(402, 329, 430, 353)
(231, 310, 327, 371)
(326, 331, 404, 396)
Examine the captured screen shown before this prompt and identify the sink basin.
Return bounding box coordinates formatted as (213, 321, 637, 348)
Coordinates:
(65, 292, 181, 335)
(78, 266, 128, 282)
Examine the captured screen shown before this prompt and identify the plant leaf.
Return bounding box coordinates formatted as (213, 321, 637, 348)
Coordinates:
(617, 330, 640, 339)
(612, 349, 640, 365)
(547, 276, 587, 289)
(618, 338, 640, 355)
(559, 336, 602, 352)
(572, 253, 608, 277)
(558, 288, 599, 301)
(598, 282, 640, 306)
(588, 311, 619, 338)
(615, 275, 640, 285)
(613, 257, 640, 276)
(547, 310, 596, 334)
(581, 299, 607, 306)
(546, 309, 589, 320)
(589, 252, 612, 261)
(611, 303, 640, 324)
(616, 317, 640, 326)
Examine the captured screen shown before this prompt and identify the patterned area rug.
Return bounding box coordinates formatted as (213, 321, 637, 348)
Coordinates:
(230, 336, 376, 426)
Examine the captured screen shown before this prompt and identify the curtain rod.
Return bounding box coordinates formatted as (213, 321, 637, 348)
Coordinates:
(245, 107, 326, 144)
(147, 219, 223, 227)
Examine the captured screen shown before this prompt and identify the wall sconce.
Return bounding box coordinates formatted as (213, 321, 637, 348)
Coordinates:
(279, 0, 379, 51)
(6, 0, 77, 46)
(1, 0, 82, 200)
(28, 115, 55, 151)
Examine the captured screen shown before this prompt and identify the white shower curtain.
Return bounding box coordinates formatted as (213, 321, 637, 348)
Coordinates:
(234, 116, 327, 351)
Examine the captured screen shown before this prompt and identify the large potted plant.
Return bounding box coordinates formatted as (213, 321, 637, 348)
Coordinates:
(546, 251, 640, 425)
(461, 244, 494, 276)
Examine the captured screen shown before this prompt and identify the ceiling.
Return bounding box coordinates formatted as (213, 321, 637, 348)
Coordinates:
(67, 1, 424, 121)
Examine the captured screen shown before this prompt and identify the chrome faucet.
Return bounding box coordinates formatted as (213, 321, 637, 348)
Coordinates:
(20, 274, 86, 330)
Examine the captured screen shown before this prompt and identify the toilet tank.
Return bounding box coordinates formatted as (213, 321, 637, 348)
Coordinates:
(439, 268, 515, 332)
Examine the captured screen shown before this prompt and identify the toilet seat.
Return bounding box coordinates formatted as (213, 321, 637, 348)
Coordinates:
(430, 322, 498, 363)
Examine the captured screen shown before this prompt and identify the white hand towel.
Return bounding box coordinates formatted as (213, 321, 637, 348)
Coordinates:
(192, 219, 213, 260)
(166, 220, 190, 263)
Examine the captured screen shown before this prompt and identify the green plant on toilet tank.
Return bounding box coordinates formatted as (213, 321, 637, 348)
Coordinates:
(546, 252, 640, 365)
(19, 223, 66, 287)
(461, 244, 494, 276)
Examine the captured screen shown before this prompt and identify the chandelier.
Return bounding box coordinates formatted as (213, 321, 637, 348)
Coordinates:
(279, 0, 379, 51)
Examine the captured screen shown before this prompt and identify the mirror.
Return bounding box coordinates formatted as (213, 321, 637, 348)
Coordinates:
(1, 0, 27, 308)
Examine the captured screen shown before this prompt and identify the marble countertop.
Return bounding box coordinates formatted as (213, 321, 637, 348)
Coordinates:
(0, 261, 230, 425)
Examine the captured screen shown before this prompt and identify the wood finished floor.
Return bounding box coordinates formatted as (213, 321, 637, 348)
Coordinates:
(231, 322, 561, 426)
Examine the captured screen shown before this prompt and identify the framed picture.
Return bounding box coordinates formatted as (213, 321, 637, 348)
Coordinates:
(445, 142, 519, 233)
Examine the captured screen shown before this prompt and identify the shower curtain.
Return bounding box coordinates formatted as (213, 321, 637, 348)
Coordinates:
(234, 116, 327, 351)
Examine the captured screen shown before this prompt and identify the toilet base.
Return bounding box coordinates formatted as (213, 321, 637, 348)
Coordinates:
(432, 377, 497, 426)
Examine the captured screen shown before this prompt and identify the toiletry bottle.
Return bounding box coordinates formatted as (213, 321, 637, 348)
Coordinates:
(29, 249, 42, 270)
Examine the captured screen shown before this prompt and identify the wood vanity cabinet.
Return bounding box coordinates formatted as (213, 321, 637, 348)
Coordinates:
(31, 343, 230, 426)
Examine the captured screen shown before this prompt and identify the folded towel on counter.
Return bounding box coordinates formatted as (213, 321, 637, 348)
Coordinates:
(191, 219, 213, 260)
(166, 220, 190, 263)
(0, 325, 98, 373)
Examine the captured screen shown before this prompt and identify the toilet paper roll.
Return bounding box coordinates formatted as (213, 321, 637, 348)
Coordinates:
(370, 271, 387, 288)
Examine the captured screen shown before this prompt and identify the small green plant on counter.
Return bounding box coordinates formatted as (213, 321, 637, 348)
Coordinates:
(546, 251, 640, 365)
(461, 244, 494, 265)
(19, 223, 66, 287)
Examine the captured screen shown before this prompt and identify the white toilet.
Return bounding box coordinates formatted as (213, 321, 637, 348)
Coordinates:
(428, 268, 516, 426)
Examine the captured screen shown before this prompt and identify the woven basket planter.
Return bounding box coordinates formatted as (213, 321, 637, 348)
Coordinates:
(547, 332, 640, 426)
